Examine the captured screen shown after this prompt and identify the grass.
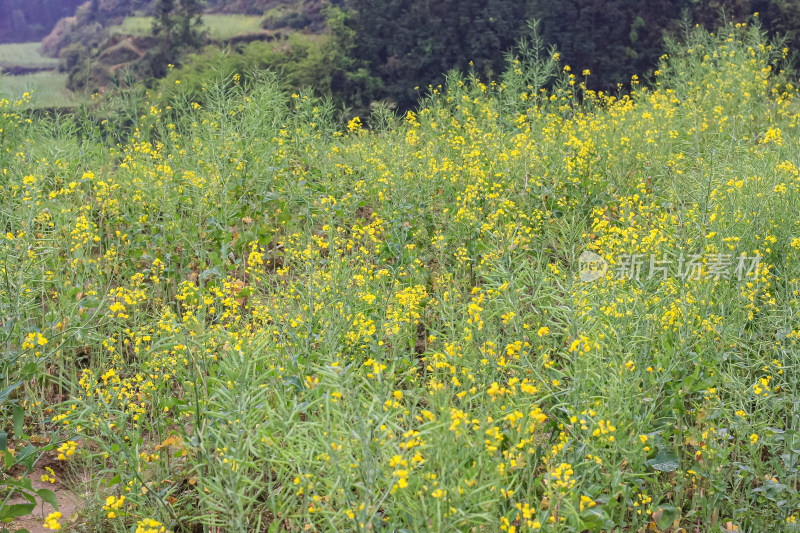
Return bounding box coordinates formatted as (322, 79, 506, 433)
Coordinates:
(110, 14, 266, 40)
(0, 71, 77, 108)
(2, 20, 800, 533)
(0, 42, 59, 70)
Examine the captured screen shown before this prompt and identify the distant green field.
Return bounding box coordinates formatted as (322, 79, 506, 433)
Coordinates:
(0, 72, 78, 108)
(110, 14, 265, 40)
(0, 42, 59, 70)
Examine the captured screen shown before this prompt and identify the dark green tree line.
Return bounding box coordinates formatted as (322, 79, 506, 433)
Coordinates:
(342, 0, 800, 109)
(345, 0, 536, 109)
(149, 0, 204, 78)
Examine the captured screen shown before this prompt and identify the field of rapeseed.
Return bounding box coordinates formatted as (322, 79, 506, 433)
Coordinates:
(2, 21, 800, 532)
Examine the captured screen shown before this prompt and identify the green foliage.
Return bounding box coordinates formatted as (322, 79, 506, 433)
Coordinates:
(3, 22, 800, 532)
(323, 5, 382, 112)
(528, 0, 678, 90)
(8, 14, 800, 532)
(338, 0, 800, 103)
(59, 7, 311, 94)
(149, 0, 180, 78)
(524, 0, 800, 90)
(752, 0, 800, 58)
(156, 34, 335, 106)
(262, 5, 312, 31)
(152, 7, 383, 115)
(500, 20, 562, 112)
(175, 0, 205, 49)
(346, 0, 536, 109)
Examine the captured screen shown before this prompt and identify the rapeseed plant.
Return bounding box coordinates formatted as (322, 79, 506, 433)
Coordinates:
(1, 19, 799, 533)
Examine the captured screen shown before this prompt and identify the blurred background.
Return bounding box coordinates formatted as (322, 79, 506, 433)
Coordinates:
(1, 0, 799, 112)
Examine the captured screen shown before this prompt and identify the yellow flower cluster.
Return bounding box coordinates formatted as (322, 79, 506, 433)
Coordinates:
(104, 495, 126, 518)
(43, 511, 62, 530)
(56, 441, 77, 460)
(135, 519, 167, 533)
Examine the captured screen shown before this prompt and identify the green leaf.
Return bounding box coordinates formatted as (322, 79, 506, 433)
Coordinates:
(17, 491, 36, 506)
(36, 488, 58, 510)
(15, 445, 38, 469)
(647, 448, 680, 472)
(0, 432, 6, 452)
(12, 406, 24, 437)
(654, 504, 680, 530)
(0, 477, 34, 492)
(201, 267, 220, 281)
(0, 381, 21, 404)
(282, 376, 303, 391)
(0, 503, 36, 520)
(20, 363, 38, 381)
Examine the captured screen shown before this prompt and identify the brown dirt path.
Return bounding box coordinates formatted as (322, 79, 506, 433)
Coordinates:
(6, 477, 81, 533)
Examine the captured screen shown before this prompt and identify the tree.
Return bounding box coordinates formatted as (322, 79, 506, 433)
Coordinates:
(346, 0, 535, 110)
(324, 5, 382, 112)
(343, 0, 797, 102)
(150, 0, 206, 77)
(529, 0, 660, 91)
(151, 0, 177, 78)
(175, 0, 205, 49)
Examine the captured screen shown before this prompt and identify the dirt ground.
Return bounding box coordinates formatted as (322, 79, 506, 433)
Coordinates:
(6, 473, 82, 533)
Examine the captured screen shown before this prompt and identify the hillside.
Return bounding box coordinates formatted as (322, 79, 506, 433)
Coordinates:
(33, 0, 331, 95)
(0, 0, 83, 43)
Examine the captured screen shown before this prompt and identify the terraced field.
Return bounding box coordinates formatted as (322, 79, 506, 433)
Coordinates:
(0, 42, 76, 108)
(0, 42, 59, 72)
(109, 14, 267, 40)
